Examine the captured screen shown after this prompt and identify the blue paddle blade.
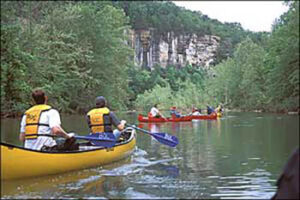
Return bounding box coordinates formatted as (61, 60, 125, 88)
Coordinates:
(127, 124, 179, 147)
(151, 132, 179, 147)
(74, 132, 116, 147)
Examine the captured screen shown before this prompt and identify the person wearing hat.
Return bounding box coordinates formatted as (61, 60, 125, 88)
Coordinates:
(170, 106, 181, 118)
(86, 96, 126, 141)
(19, 89, 76, 151)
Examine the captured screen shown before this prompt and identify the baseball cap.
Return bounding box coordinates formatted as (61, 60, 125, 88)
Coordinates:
(95, 96, 106, 107)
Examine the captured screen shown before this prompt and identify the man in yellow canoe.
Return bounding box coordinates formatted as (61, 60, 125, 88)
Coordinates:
(86, 96, 126, 141)
(19, 89, 77, 151)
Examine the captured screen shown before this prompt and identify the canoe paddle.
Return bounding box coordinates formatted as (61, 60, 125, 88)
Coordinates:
(80, 132, 116, 147)
(26, 133, 116, 147)
(126, 124, 178, 147)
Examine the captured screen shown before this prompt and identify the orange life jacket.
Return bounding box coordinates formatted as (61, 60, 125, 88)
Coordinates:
(24, 104, 52, 139)
(87, 107, 112, 133)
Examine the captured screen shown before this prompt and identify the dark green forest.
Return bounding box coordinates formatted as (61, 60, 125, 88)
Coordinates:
(1, 1, 299, 116)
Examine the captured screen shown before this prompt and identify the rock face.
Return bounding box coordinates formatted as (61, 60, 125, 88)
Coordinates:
(129, 29, 220, 69)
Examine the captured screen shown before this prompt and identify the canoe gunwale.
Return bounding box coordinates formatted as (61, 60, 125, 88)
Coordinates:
(0, 128, 136, 154)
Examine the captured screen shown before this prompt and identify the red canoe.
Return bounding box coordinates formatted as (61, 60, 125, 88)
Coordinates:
(191, 112, 217, 120)
(168, 115, 193, 122)
(138, 113, 217, 122)
(138, 114, 192, 122)
(138, 114, 168, 122)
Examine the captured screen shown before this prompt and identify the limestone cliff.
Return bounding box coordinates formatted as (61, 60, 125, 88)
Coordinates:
(129, 29, 220, 69)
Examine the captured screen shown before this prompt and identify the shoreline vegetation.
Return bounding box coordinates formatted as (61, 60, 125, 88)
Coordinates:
(1, 2, 299, 119)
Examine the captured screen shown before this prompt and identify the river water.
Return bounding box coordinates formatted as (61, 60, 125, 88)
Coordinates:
(1, 112, 299, 199)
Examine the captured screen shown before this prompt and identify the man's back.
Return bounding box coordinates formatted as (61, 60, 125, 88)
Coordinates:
(20, 107, 60, 150)
(150, 107, 159, 117)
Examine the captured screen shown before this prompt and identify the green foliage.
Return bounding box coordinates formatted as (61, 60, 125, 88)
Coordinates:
(132, 63, 209, 112)
(1, 21, 32, 114)
(203, 2, 299, 112)
(135, 84, 173, 113)
(128, 66, 166, 102)
(206, 38, 268, 110)
(134, 80, 205, 115)
(173, 81, 205, 109)
(266, 1, 299, 111)
(1, 1, 133, 115)
(128, 64, 206, 108)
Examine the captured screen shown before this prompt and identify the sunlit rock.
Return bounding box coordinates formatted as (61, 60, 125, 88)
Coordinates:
(129, 29, 220, 69)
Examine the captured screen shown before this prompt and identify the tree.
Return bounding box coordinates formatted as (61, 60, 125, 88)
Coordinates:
(266, 1, 299, 111)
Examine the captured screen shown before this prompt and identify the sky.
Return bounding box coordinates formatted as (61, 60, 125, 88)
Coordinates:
(173, 1, 289, 32)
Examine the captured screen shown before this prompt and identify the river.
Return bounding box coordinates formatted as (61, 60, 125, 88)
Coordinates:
(1, 112, 299, 199)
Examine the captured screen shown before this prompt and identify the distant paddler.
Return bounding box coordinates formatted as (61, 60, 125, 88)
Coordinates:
(206, 105, 215, 115)
(215, 104, 223, 117)
(148, 104, 166, 119)
(191, 108, 202, 116)
(170, 106, 182, 118)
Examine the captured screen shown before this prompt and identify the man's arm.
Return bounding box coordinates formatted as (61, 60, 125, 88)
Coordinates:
(85, 115, 91, 127)
(19, 132, 25, 142)
(117, 120, 126, 131)
(110, 112, 126, 131)
(19, 115, 26, 142)
(51, 126, 71, 139)
(49, 109, 71, 139)
(158, 110, 166, 118)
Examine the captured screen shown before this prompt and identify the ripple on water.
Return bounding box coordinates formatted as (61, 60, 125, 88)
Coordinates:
(233, 124, 254, 127)
(64, 175, 102, 190)
(210, 168, 276, 199)
(100, 147, 181, 177)
(225, 115, 237, 119)
(248, 157, 261, 160)
(124, 187, 170, 199)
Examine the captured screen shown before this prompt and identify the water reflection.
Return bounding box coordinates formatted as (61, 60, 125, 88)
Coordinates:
(2, 168, 106, 199)
(138, 123, 163, 155)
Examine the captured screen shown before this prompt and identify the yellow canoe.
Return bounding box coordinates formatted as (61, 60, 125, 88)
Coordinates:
(1, 128, 136, 180)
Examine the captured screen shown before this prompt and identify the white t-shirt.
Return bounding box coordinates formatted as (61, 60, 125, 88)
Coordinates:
(192, 111, 201, 116)
(150, 107, 159, 117)
(20, 109, 61, 150)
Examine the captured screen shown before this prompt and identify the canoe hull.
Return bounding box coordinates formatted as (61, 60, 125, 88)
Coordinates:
(168, 115, 193, 122)
(138, 114, 168, 122)
(191, 113, 218, 120)
(138, 113, 217, 122)
(1, 129, 136, 180)
(138, 114, 192, 122)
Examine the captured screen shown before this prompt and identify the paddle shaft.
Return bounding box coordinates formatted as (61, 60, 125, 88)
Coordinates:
(25, 134, 115, 142)
(126, 124, 178, 147)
